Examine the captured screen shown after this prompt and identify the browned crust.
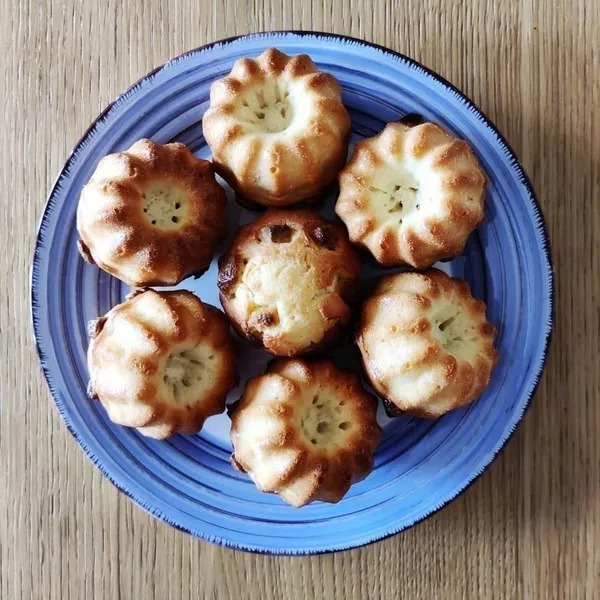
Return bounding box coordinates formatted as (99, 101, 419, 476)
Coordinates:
(202, 48, 351, 207)
(357, 269, 498, 418)
(335, 121, 487, 269)
(77, 139, 228, 287)
(229, 359, 382, 506)
(87, 289, 238, 439)
(217, 209, 362, 356)
(77, 239, 96, 265)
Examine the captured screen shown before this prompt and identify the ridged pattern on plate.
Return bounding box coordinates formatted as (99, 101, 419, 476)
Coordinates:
(31, 32, 553, 554)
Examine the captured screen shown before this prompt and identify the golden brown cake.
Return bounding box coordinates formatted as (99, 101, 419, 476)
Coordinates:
(87, 289, 237, 439)
(77, 139, 228, 286)
(357, 269, 497, 417)
(217, 209, 362, 356)
(336, 121, 487, 269)
(229, 359, 382, 506)
(202, 48, 351, 208)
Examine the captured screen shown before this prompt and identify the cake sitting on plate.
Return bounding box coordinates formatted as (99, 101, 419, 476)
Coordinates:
(336, 120, 486, 268)
(218, 209, 362, 356)
(203, 48, 351, 208)
(87, 289, 237, 438)
(357, 269, 497, 417)
(77, 139, 227, 286)
(229, 359, 382, 506)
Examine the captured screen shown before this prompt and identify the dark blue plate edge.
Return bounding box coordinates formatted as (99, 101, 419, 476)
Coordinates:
(30, 30, 555, 556)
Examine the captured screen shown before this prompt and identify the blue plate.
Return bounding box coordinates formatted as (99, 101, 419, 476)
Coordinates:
(31, 32, 553, 554)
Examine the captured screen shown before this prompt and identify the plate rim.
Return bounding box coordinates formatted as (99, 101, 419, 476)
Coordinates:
(31, 30, 555, 555)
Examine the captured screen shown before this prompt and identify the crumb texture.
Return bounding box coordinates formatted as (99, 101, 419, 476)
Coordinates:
(77, 139, 227, 286)
(336, 121, 486, 268)
(87, 289, 237, 438)
(218, 209, 362, 356)
(203, 48, 351, 207)
(357, 269, 497, 417)
(230, 359, 382, 506)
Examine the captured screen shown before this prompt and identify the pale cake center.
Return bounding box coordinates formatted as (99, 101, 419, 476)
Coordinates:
(432, 303, 481, 360)
(299, 390, 353, 449)
(238, 83, 293, 133)
(162, 344, 217, 405)
(142, 181, 189, 230)
(368, 166, 425, 227)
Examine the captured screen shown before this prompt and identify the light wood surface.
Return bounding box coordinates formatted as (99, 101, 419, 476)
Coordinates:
(1, 1, 598, 598)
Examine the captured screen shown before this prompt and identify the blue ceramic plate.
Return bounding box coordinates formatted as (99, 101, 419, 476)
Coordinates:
(32, 32, 553, 554)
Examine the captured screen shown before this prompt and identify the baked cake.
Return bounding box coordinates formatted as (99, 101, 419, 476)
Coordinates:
(218, 209, 362, 356)
(336, 121, 486, 268)
(87, 289, 237, 438)
(203, 48, 351, 207)
(77, 139, 227, 286)
(357, 269, 497, 417)
(229, 359, 382, 506)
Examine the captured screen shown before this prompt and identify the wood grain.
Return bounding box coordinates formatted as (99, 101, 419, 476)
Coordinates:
(1, 1, 598, 598)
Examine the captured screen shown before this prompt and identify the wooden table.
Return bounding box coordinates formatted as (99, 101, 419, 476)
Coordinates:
(1, 1, 598, 598)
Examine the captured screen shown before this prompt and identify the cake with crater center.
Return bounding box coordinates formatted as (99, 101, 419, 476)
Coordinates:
(230, 359, 382, 506)
(87, 289, 237, 439)
(357, 269, 497, 417)
(336, 120, 487, 268)
(77, 139, 228, 286)
(203, 48, 351, 207)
